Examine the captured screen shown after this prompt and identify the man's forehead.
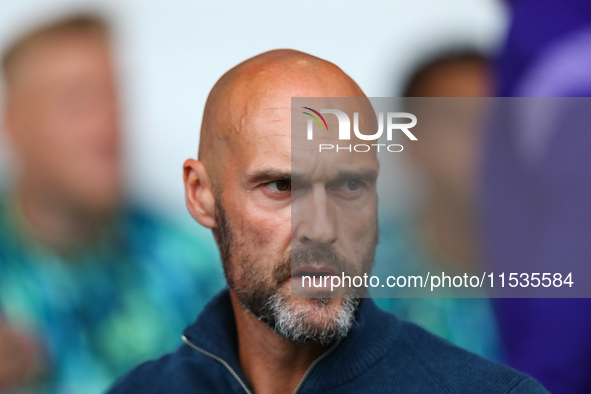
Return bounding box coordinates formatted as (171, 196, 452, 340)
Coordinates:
(224, 106, 291, 182)
(230, 105, 291, 148)
(292, 150, 378, 184)
(242, 106, 290, 127)
(231, 110, 378, 184)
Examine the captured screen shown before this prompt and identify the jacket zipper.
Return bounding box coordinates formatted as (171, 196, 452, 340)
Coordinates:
(182, 335, 253, 394)
(290, 338, 341, 394)
(182, 335, 341, 394)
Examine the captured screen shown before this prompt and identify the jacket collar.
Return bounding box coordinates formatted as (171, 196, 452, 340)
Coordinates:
(183, 289, 401, 391)
(183, 290, 243, 375)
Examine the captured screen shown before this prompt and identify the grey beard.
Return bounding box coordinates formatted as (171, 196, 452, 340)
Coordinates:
(258, 292, 360, 346)
(213, 191, 366, 346)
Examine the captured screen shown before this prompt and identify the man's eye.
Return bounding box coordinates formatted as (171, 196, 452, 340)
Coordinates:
(340, 180, 360, 191)
(266, 180, 291, 192)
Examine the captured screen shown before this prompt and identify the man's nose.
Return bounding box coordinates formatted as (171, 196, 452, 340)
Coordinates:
(293, 186, 337, 247)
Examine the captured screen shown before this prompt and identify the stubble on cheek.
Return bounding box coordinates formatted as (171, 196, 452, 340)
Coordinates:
(214, 193, 290, 306)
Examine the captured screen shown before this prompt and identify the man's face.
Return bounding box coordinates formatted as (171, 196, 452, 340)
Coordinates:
(214, 99, 379, 345)
(6, 32, 121, 213)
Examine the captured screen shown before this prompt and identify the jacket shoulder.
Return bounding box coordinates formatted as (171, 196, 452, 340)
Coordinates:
(396, 319, 550, 394)
(107, 340, 245, 394)
(508, 376, 550, 394)
(107, 343, 219, 394)
(107, 352, 179, 394)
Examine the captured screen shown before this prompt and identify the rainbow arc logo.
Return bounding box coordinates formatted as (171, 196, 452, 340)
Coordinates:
(302, 107, 328, 131)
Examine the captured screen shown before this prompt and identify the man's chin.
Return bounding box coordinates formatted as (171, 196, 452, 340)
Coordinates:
(296, 300, 351, 330)
(264, 283, 359, 344)
(288, 294, 344, 312)
(274, 295, 357, 345)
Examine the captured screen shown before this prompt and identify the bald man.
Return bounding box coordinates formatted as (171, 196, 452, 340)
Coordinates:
(107, 50, 548, 394)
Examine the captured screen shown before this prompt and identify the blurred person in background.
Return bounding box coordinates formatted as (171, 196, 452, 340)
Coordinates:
(0, 15, 223, 394)
(483, 0, 591, 392)
(375, 49, 502, 360)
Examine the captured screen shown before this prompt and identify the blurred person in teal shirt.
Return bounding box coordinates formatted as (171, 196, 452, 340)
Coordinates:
(375, 49, 501, 361)
(0, 15, 224, 393)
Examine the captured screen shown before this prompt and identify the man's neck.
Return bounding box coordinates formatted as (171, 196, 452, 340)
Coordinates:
(229, 291, 328, 394)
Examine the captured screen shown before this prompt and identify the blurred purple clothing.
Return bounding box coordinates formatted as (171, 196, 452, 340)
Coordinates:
(484, 0, 591, 393)
(497, 0, 591, 97)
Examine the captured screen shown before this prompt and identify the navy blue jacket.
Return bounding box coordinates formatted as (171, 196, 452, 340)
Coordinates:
(108, 290, 548, 394)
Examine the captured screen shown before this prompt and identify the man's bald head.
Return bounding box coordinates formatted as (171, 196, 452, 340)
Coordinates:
(198, 49, 365, 187)
(184, 50, 378, 346)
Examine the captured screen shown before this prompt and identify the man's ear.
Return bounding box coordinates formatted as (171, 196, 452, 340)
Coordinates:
(183, 159, 216, 228)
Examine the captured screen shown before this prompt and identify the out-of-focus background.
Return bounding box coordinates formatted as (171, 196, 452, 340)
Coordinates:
(3, 0, 591, 393)
(0, 0, 506, 215)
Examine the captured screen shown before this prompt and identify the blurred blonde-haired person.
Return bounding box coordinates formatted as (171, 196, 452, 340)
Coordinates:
(0, 15, 223, 394)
